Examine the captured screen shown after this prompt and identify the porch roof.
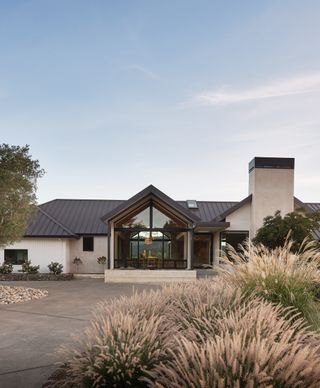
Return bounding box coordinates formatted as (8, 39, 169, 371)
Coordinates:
(101, 185, 201, 224)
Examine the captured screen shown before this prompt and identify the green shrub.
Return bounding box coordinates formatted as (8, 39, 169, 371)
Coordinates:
(20, 259, 40, 274)
(0, 262, 13, 274)
(48, 262, 63, 275)
(219, 239, 320, 329)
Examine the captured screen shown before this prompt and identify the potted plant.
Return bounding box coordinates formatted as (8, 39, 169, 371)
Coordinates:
(72, 257, 83, 273)
(97, 256, 107, 273)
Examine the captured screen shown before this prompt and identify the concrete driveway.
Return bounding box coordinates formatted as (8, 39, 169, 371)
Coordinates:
(0, 279, 158, 388)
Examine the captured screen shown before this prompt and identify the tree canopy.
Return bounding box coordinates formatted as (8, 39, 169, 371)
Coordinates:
(253, 210, 320, 252)
(0, 144, 44, 247)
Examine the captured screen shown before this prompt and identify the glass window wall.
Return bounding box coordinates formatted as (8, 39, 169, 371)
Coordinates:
(114, 204, 187, 269)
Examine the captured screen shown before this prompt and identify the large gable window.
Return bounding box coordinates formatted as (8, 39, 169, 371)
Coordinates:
(115, 205, 186, 229)
(114, 203, 188, 269)
(118, 207, 151, 229)
(4, 249, 28, 265)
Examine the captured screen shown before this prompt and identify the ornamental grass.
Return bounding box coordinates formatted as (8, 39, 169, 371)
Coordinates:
(45, 241, 320, 387)
(147, 302, 320, 388)
(219, 239, 320, 329)
(47, 290, 174, 388)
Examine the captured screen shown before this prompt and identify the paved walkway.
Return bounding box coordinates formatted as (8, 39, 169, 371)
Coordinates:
(0, 279, 158, 388)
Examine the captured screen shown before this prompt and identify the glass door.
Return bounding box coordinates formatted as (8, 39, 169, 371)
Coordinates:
(193, 234, 212, 268)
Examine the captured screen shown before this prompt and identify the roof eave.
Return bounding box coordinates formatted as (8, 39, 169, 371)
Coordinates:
(213, 194, 252, 222)
(101, 185, 201, 224)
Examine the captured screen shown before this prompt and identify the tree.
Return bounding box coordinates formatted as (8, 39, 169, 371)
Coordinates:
(0, 144, 44, 247)
(253, 210, 320, 252)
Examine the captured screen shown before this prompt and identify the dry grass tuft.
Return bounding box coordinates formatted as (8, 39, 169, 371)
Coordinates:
(46, 289, 174, 388)
(146, 299, 320, 388)
(219, 239, 320, 329)
(45, 242, 320, 387)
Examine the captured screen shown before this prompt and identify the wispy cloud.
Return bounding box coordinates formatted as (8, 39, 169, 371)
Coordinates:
(128, 64, 159, 80)
(194, 73, 320, 105)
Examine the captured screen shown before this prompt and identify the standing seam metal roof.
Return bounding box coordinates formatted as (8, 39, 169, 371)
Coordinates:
(24, 198, 320, 238)
(305, 203, 320, 240)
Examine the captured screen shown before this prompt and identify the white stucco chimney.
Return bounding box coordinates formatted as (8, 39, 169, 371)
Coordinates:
(249, 157, 295, 238)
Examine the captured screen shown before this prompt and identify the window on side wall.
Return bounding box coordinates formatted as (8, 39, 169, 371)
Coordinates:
(220, 232, 249, 253)
(4, 249, 28, 265)
(83, 236, 94, 252)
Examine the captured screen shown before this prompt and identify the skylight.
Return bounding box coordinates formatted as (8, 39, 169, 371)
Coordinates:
(187, 200, 198, 209)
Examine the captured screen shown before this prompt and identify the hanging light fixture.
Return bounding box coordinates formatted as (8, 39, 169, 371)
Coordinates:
(144, 232, 153, 245)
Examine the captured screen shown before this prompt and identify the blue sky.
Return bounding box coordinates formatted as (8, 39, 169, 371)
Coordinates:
(1, 0, 320, 203)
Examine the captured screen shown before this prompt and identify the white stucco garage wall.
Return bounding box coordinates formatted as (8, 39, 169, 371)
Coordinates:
(0, 238, 70, 273)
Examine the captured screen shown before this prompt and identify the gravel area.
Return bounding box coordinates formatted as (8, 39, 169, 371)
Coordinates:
(0, 285, 48, 304)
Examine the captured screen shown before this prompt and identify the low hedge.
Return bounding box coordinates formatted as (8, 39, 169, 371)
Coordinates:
(0, 273, 73, 281)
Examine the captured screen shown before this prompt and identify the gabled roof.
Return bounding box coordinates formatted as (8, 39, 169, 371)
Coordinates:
(178, 200, 238, 221)
(25, 207, 78, 237)
(304, 202, 320, 240)
(39, 199, 123, 235)
(101, 185, 201, 224)
(24, 198, 238, 236)
(22, 191, 320, 238)
(212, 195, 252, 222)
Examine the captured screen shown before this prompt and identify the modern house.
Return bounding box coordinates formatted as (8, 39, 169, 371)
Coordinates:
(1, 157, 319, 280)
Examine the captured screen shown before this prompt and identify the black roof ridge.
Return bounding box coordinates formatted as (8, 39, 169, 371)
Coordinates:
(42, 198, 125, 202)
(101, 184, 201, 223)
(179, 200, 239, 203)
(304, 202, 320, 205)
(38, 198, 58, 207)
(37, 207, 78, 237)
(40, 198, 243, 205)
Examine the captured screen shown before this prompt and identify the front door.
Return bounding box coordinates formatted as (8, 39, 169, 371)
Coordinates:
(193, 234, 212, 268)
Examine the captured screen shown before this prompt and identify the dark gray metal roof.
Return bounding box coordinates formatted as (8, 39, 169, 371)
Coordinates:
(211, 195, 252, 222)
(24, 198, 238, 237)
(305, 203, 320, 240)
(101, 185, 201, 223)
(177, 200, 238, 222)
(24, 195, 320, 239)
(305, 203, 320, 212)
(25, 207, 78, 237)
(39, 199, 123, 235)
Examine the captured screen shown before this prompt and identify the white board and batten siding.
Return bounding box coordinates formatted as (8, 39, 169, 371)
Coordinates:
(0, 238, 70, 273)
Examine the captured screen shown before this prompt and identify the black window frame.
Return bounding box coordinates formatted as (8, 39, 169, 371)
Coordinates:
(4, 249, 28, 265)
(220, 231, 249, 253)
(83, 236, 94, 252)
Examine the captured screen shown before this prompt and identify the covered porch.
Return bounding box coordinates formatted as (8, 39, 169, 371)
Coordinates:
(101, 185, 230, 272)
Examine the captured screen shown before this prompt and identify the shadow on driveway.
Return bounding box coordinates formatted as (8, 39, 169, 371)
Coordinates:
(0, 279, 159, 388)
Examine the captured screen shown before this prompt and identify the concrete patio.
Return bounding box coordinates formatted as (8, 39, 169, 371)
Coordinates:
(0, 279, 159, 388)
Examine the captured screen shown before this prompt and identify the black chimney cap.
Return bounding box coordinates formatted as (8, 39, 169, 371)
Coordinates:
(249, 157, 295, 172)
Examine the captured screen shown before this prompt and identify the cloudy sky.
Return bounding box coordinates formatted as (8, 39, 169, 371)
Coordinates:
(1, 0, 320, 203)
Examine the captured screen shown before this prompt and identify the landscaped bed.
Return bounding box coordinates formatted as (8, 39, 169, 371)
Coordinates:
(0, 273, 73, 281)
(0, 261, 73, 281)
(44, 240, 320, 388)
(0, 285, 48, 304)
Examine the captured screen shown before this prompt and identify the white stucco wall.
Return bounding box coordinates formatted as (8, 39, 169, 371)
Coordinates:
(226, 202, 251, 231)
(249, 168, 294, 237)
(0, 238, 70, 273)
(69, 236, 108, 273)
(212, 232, 220, 265)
